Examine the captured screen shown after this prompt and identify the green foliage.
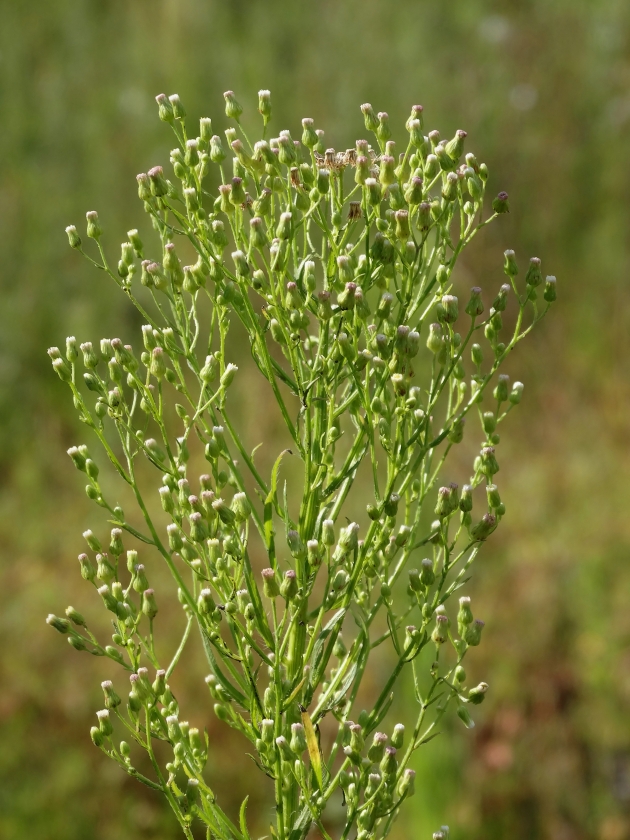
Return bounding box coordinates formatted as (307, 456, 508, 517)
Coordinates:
(47, 90, 553, 840)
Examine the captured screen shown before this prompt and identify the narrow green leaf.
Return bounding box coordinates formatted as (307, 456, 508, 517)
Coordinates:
(239, 796, 252, 840)
(300, 706, 323, 790)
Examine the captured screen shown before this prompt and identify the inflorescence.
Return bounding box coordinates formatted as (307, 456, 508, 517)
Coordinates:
(48, 89, 556, 840)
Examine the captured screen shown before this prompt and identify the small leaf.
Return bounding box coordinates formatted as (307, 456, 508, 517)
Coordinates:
(239, 796, 252, 840)
(300, 706, 323, 790)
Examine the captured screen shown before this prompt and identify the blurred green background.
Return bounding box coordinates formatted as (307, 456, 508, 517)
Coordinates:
(2, 1, 630, 838)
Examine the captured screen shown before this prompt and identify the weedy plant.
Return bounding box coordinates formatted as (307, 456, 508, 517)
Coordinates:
(48, 89, 556, 840)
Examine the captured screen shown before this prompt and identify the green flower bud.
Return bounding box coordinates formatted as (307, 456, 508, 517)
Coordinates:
(376, 111, 392, 143)
(486, 484, 502, 509)
(90, 726, 104, 747)
(109, 528, 123, 558)
(101, 680, 121, 709)
(262, 568, 280, 599)
(465, 287, 484, 317)
(394, 209, 410, 240)
(544, 275, 557, 302)
(448, 415, 465, 444)
(149, 347, 167, 380)
(468, 682, 488, 705)
(147, 165, 168, 197)
(280, 570, 298, 601)
(65, 605, 86, 628)
(413, 201, 430, 233)
(128, 560, 148, 594)
(80, 529, 101, 555)
(457, 596, 474, 636)
(417, 559, 433, 588)
(383, 494, 400, 517)
(200, 354, 219, 384)
(155, 92, 174, 122)
(289, 722, 307, 754)
(464, 618, 485, 646)
(140, 588, 157, 619)
(408, 568, 422, 592)
(480, 446, 500, 477)
(398, 768, 416, 798)
(431, 613, 449, 645)
(66, 224, 82, 249)
(492, 191, 509, 214)
(337, 282, 358, 311)
(439, 294, 459, 323)
(457, 705, 475, 729)
(78, 553, 95, 582)
(297, 116, 317, 147)
(365, 177, 381, 206)
(198, 588, 216, 616)
(86, 210, 102, 239)
(322, 519, 335, 546)
(96, 709, 113, 737)
(220, 362, 238, 389)
(470, 513, 497, 540)
(442, 171, 459, 201)
(391, 723, 404, 749)
(503, 249, 518, 277)
(380, 745, 397, 775)
(360, 103, 379, 133)
(493, 373, 510, 403)
(167, 93, 186, 120)
(525, 257, 542, 287)
(46, 614, 70, 634)
(509, 381, 524, 404)
(379, 155, 396, 187)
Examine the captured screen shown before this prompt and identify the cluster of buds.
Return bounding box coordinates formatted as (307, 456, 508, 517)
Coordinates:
(50, 89, 555, 840)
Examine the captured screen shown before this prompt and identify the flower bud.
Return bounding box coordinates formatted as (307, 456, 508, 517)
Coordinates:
(377, 112, 392, 143)
(492, 191, 509, 213)
(468, 682, 488, 705)
(509, 381, 524, 405)
(101, 680, 122, 709)
(465, 287, 484, 317)
(322, 519, 335, 546)
(360, 103, 379, 133)
(66, 225, 82, 249)
(96, 709, 113, 737)
(470, 513, 497, 540)
(90, 726, 104, 747)
(46, 614, 70, 634)
(380, 745, 397, 775)
(442, 171, 459, 201)
(86, 210, 102, 239)
(142, 589, 158, 618)
(464, 618, 485, 646)
(365, 177, 381, 206)
(398, 768, 416, 798)
(290, 722, 307, 753)
(419, 558, 435, 587)
(220, 363, 238, 389)
(262, 568, 280, 599)
(367, 731, 388, 763)
(280, 570, 298, 600)
(503, 249, 518, 277)
(391, 723, 404, 749)
(431, 614, 449, 645)
(457, 706, 475, 729)
(493, 373, 510, 403)
(544, 275, 557, 302)
(65, 605, 86, 627)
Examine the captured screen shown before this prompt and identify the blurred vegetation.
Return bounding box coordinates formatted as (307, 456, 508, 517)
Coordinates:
(2, 1, 630, 838)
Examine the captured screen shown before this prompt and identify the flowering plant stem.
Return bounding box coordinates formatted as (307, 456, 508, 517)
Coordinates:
(48, 89, 555, 840)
